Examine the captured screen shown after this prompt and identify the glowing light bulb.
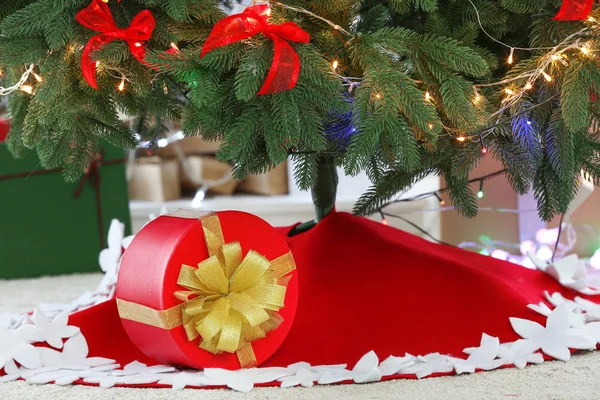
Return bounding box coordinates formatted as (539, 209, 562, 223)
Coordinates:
(474, 94, 481, 104)
(170, 42, 179, 51)
(536, 228, 559, 245)
(440, 199, 445, 206)
(588, 16, 597, 23)
(551, 54, 559, 61)
(118, 77, 125, 91)
(425, 91, 431, 101)
(536, 245, 553, 261)
(581, 46, 590, 55)
(505, 88, 514, 95)
(157, 138, 169, 148)
(456, 136, 466, 142)
(265, 7, 272, 17)
(481, 147, 488, 155)
(333, 24, 341, 30)
(524, 83, 533, 90)
(332, 60, 339, 71)
(491, 249, 509, 260)
(542, 71, 552, 82)
(134, 42, 142, 47)
(191, 187, 207, 208)
(374, 93, 382, 100)
(428, 123, 433, 129)
(477, 190, 484, 199)
(381, 218, 388, 226)
(96, 61, 101, 67)
(507, 48, 515, 64)
(31, 71, 42, 82)
(20, 84, 33, 94)
(520, 240, 537, 256)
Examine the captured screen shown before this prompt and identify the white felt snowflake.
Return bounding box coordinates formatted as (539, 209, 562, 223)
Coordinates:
(318, 351, 382, 384)
(531, 254, 600, 295)
(38, 333, 114, 368)
(279, 367, 317, 388)
(156, 370, 208, 390)
(397, 353, 458, 379)
(22, 364, 119, 385)
(378, 354, 416, 376)
(99, 219, 125, 274)
(28, 310, 79, 349)
(528, 301, 585, 328)
(83, 361, 175, 388)
(510, 303, 596, 361)
(0, 325, 41, 372)
(574, 296, 600, 323)
(497, 340, 544, 369)
(455, 333, 504, 374)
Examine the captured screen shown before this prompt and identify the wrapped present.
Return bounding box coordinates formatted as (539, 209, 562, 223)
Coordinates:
(0, 119, 8, 142)
(128, 156, 181, 202)
(238, 162, 289, 195)
(116, 210, 298, 369)
(153, 136, 221, 158)
(0, 142, 131, 278)
(181, 156, 239, 195)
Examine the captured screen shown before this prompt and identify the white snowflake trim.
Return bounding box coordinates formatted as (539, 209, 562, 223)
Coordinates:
(2, 295, 600, 392)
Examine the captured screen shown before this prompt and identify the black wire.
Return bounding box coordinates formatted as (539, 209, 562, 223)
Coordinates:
(552, 214, 565, 263)
(382, 212, 455, 247)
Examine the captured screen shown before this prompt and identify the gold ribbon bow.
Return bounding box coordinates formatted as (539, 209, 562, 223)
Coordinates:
(176, 240, 291, 364)
(116, 210, 296, 369)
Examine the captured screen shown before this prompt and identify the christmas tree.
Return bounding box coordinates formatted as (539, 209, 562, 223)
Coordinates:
(1, 0, 599, 227)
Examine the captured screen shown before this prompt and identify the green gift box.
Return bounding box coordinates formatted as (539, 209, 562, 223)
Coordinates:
(0, 142, 131, 279)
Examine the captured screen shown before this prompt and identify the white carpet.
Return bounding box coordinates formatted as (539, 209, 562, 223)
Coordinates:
(1, 273, 599, 400)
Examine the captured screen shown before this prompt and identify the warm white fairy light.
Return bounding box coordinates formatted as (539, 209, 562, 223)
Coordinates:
(134, 42, 142, 47)
(473, 94, 482, 104)
(31, 71, 42, 82)
(20, 84, 33, 94)
(332, 60, 339, 71)
(374, 93, 382, 100)
(541, 71, 552, 82)
(504, 88, 514, 95)
(425, 91, 431, 101)
(580, 46, 590, 55)
(428, 123, 434, 129)
(118, 77, 125, 91)
(170, 42, 179, 51)
(0, 64, 35, 96)
(524, 82, 533, 90)
(456, 136, 466, 142)
(507, 47, 514, 65)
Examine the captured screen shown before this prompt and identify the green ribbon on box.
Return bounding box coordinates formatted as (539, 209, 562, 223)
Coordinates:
(0, 143, 131, 278)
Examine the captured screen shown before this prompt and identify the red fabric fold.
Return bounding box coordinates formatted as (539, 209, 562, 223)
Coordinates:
(76, 0, 155, 89)
(554, 0, 595, 21)
(200, 4, 309, 95)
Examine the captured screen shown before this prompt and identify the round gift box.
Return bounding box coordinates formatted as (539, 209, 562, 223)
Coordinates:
(115, 210, 299, 370)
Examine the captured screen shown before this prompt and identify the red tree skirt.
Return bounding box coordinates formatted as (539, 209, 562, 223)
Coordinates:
(68, 211, 595, 373)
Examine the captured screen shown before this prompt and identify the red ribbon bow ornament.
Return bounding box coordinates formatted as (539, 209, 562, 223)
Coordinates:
(554, 0, 595, 21)
(76, 0, 155, 89)
(200, 4, 310, 95)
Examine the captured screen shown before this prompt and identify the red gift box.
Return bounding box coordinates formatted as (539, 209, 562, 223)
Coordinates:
(116, 210, 298, 369)
(0, 119, 9, 142)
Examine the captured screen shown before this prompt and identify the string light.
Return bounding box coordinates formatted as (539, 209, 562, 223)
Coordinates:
(170, 42, 179, 51)
(266, 7, 272, 17)
(507, 47, 514, 65)
(425, 91, 431, 101)
(477, 180, 484, 199)
(473, 94, 482, 104)
(479, 133, 488, 154)
(456, 136, 466, 142)
(20, 84, 33, 94)
(134, 42, 142, 47)
(427, 123, 434, 129)
(332, 60, 339, 71)
(381, 217, 388, 225)
(541, 71, 552, 82)
(580, 46, 590, 55)
(96, 61, 101, 67)
(504, 88, 514, 95)
(31, 71, 42, 82)
(118, 77, 125, 92)
(434, 193, 445, 206)
(374, 93, 382, 99)
(524, 82, 533, 90)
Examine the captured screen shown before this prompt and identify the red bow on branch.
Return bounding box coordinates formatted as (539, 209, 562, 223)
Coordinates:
(76, 0, 155, 89)
(554, 0, 595, 21)
(200, 4, 310, 95)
